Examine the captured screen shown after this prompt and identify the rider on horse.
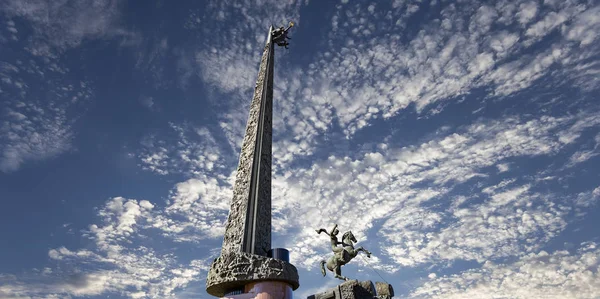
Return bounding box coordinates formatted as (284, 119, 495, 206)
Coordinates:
(316, 224, 372, 281)
(272, 21, 294, 48)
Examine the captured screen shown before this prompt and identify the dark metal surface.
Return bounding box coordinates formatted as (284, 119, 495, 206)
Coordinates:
(268, 248, 290, 262)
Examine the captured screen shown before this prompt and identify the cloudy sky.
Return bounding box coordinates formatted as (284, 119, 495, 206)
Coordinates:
(1, 0, 599, 298)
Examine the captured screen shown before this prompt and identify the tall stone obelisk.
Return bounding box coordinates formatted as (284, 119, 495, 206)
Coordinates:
(206, 27, 299, 298)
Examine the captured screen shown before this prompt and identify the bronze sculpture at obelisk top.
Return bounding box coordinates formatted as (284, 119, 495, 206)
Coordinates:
(205, 24, 299, 299)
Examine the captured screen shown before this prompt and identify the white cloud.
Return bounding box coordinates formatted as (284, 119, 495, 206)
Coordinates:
(486, 46, 567, 96)
(154, 175, 232, 242)
(267, 0, 598, 152)
(0, 105, 73, 172)
(496, 163, 510, 172)
(573, 187, 600, 210)
(525, 10, 568, 37)
(410, 242, 600, 299)
(0, 63, 93, 172)
(270, 112, 600, 271)
(0, 264, 211, 299)
(3, 195, 216, 298)
(0, 0, 131, 56)
(138, 123, 225, 176)
(488, 31, 520, 58)
(164, 0, 600, 172)
(564, 6, 600, 46)
(516, 1, 539, 25)
(367, 4, 376, 14)
(180, 0, 305, 154)
(139, 200, 154, 210)
(567, 150, 598, 167)
(0, 1, 124, 172)
(381, 184, 570, 266)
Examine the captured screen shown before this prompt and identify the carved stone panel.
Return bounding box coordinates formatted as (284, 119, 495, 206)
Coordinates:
(220, 28, 274, 257)
(206, 251, 299, 297)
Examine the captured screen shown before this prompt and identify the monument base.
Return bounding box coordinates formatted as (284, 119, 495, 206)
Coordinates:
(307, 280, 394, 299)
(206, 251, 299, 297)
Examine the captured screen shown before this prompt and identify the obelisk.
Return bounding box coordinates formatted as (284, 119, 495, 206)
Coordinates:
(205, 26, 299, 298)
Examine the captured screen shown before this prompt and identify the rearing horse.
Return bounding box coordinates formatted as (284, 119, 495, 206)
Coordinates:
(320, 230, 372, 281)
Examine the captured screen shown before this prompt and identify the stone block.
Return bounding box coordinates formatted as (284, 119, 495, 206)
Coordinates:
(374, 282, 394, 299)
(307, 280, 393, 299)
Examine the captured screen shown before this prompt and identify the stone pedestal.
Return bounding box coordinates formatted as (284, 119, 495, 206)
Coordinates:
(206, 251, 299, 297)
(307, 280, 394, 299)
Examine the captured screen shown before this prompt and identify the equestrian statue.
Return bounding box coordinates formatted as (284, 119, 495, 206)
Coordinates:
(316, 224, 372, 281)
(272, 21, 294, 49)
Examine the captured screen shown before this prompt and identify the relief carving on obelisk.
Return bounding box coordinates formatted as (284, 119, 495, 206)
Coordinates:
(205, 26, 298, 298)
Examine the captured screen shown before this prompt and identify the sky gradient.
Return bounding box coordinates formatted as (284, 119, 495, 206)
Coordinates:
(1, 0, 600, 298)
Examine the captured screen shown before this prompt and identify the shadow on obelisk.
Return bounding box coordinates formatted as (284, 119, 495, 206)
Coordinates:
(306, 280, 394, 299)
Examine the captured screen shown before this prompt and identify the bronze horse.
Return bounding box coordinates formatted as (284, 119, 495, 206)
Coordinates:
(318, 226, 371, 281)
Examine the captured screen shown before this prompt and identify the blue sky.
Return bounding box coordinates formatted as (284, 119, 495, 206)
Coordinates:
(1, 0, 599, 298)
